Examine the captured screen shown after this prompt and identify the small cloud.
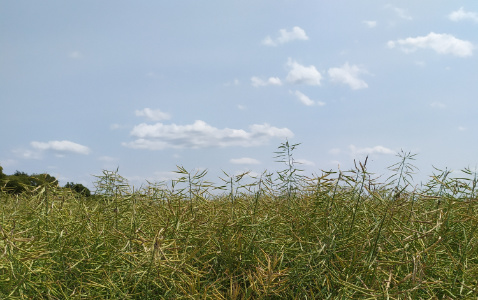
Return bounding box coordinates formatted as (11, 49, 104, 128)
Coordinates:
(415, 60, 426, 67)
(251, 76, 282, 87)
(291, 90, 314, 106)
(110, 123, 125, 130)
(0, 158, 16, 168)
(230, 157, 261, 165)
(31, 140, 91, 155)
(237, 105, 246, 110)
(430, 102, 446, 109)
(329, 145, 394, 161)
(262, 26, 309, 46)
(387, 32, 474, 57)
(123, 120, 293, 150)
(262, 37, 275, 47)
(12, 149, 42, 160)
(328, 63, 369, 90)
(225, 79, 240, 86)
(152, 171, 182, 182)
(449, 7, 478, 23)
(135, 108, 171, 121)
(363, 20, 377, 28)
(386, 5, 412, 20)
(244, 171, 261, 178)
(329, 160, 341, 168)
(68, 51, 83, 59)
(295, 159, 315, 166)
(98, 156, 117, 162)
(290, 90, 325, 106)
(329, 148, 342, 155)
(458, 126, 467, 131)
(128, 171, 181, 185)
(286, 58, 322, 86)
(349, 145, 395, 156)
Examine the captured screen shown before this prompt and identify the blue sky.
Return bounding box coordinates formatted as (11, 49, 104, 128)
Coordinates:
(1, 1, 478, 189)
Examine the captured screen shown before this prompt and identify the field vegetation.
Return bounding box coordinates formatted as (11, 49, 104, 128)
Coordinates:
(1, 142, 478, 299)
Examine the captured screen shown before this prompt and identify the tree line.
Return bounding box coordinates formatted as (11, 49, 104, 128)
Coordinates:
(0, 164, 91, 196)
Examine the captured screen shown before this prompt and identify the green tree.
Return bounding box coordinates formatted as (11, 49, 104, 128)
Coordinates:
(31, 173, 58, 187)
(0, 165, 5, 179)
(13, 170, 28, 176)
(0, 165, 6, 190)
(3, 172, 31, 194)
(1, 170, 58, 194)
(65, 182, 91, 197)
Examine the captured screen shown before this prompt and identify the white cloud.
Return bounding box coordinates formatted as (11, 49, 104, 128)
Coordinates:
(31, 140, 91, 155)
(262, 26, 309, 46)
(349, 145, 395, 156)
(430, 102, 446, 109)
(328, 63, 369, 90)
(329, 160, 341, 168)
(292, 90, 314, 106)
(286, 59, 322, 86)
(135, 108, 171, 121)
(13, 149, 42, 160)
(458, 126, 467, 131)
(127, 171, 181, 186)
(295, 159, 315, 166)
(251, 76, 282, 87)
(290, 90, 325, 106)
(68, 51, 83, 59)
(329, 145, 394, 160)
(449, 7, 478, 23)
(123, 120, 293, 150)
(329, 148, 342, 155)
(363, 20, 377, 28)
(110, 123, 124, 130)
(225, 79, 240, 86)
(98, 156, 117, 162)
(386, 5, 412, 20)
(152, 171, 182, 182)
(387, 32, 474, 57)
(0, 158, 16, 168)
(230, 157, 261, 165)
(414, 60, 426, 67)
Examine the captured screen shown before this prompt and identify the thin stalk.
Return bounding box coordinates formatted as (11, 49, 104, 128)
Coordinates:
(348, 157, 368, 235)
